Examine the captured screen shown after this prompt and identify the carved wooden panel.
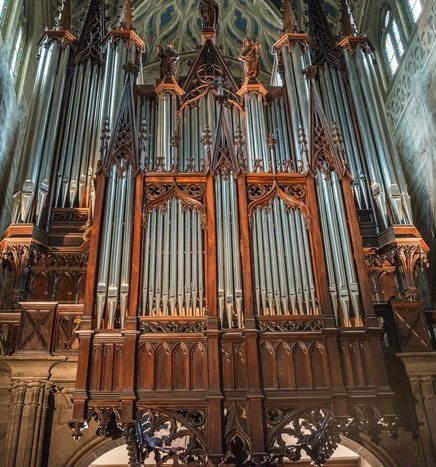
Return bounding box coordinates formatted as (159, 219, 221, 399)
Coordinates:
(391, 301, 431, 352)
(259, 339, 331, 390)
(137, 338, 208, 392)
(52, 304, 83, 353)
(221, 339, 248, 390)
(90, 340, 125, 392)
(16, 303, 56, 352)
(0, 312, 20, 355)
(340, 337, 375, 387)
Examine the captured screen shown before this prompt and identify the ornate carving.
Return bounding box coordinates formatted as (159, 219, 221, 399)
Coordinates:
(144, 182, 206, 226)
(350, 403, 399, 442)
(51, 209, 89, 223)
(134, 409, 209, 465)
(224, 402, 252, 465)
(140, 320, 207, 333)
(239, 37, 261, 81)
(265, 407, 350, 467)
(157, 43, 180, 81)
(199, 0, 219, 31)
(247, 182, 312, 229)
(309, 77, 346, 178)
(257, 319, 324, 332)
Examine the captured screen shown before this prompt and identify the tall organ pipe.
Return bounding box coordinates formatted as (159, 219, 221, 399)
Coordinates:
(17, 38, 71, 223)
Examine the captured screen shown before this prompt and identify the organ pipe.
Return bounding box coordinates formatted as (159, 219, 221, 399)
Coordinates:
(141, 201, 205, 317)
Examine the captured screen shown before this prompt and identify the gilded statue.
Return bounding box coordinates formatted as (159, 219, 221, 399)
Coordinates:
(239, 37, 261, 81)
(199, 0, 219, 30)
(157, 43, 180, 81)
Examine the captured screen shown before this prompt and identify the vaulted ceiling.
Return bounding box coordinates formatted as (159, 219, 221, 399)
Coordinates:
(37, 0, 368, 82)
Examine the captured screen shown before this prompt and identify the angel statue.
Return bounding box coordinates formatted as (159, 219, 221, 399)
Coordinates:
(199, 0, 219, 30)
(157, 43, 180, 81)
(239, 37, 261, 81)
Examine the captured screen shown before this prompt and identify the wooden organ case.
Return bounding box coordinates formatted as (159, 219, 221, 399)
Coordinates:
(0, 0, 431, 465)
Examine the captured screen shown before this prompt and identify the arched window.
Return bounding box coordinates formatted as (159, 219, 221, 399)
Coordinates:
(9, 24, 24, 80)
(406, 0, 423, 22)
(382, 9, 404, 77)
(0, 0, 9, 28)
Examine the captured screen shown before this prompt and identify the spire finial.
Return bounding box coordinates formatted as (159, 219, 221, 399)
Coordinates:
(123, 0, 134, 30)
(56, 0, 72, 30)
(340, 0, 353, 37)
(282, 0, 298, 34)
(199, 0, 219, 41)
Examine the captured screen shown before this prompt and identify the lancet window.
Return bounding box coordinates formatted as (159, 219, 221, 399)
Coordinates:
(10, 24, 24, 80)
(382, 9, 404, 76)
(406, 0, 423, 22)
(0, 0, 8, 29)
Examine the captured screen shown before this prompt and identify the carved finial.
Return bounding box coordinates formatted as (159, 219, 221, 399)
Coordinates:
(123, 0, 134, 30)
(157, 43, 180, 82)
(56, 0, 72, 30)
(199, 0, 219, 33)
(282, 0, 298, 34)
(100, 117, 111, 160)
(340, 0, 353, 37)
(239, 37, 261, 82)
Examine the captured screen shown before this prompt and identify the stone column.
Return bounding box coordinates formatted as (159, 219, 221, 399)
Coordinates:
(3, 380, 55, 467)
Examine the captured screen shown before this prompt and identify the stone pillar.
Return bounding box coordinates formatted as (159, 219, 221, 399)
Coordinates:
(3, 380, 55, 467)
(401, 355, 436, 466)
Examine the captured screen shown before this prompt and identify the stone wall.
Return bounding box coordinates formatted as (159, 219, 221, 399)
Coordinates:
(363, 0, 436, 307)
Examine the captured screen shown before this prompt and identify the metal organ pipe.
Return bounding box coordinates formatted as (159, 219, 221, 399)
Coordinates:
(251, 199, 316, 316)
(349, 49, 412, 223)
(316, 170, 363, 326)
(141, 202, 205, 318)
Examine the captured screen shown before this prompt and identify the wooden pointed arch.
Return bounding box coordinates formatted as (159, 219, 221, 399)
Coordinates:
(144, 183, 206, 227)
(208, 105, 242, 177)
(248, 181, 312, 230)
(103, 74, 139, 176)
(309, 78, 346, 178)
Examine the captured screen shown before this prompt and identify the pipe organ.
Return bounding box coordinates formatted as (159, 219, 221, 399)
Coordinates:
(0, 0, 431, 465)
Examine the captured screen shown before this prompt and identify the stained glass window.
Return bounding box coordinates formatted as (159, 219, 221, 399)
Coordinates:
(407, 0, 423, 22)
(0, 0, 9, 28)
(10, 25, 24, 80)
(382, 9, 404, 77)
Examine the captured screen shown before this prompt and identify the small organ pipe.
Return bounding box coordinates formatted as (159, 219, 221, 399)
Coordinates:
(192, 208, 198, 316)
(177, 202, 184, 315)
(184, 209, 192, 315)
(230, 180, 243, 327)
(148, 210, 157, 314)
(222, 179, 234, 326)
(142, 211, 151, 314)
(120, 168, 134, 328)
(215, 178, 225, 322)
(252, 216, 261, 313)
(280, 200, 297, 313)
(261, 209, 274, 315)
(161, 200, 171, 315)
(272, 200, 288, 313)
(154, 213, 163, 315)
(197, 214, 204, 316)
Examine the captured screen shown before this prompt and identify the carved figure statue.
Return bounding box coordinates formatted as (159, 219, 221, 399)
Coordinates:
(239, 37, 261, 81)
(157, 43, 180, 80)
(199, 0, 219, 30)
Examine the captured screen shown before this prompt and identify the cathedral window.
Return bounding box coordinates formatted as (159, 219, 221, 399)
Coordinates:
(382, 9, 404, 77)
(9, 24, 24, 80)
(406, 0, 423, 22)
(0, 0, 9, 28)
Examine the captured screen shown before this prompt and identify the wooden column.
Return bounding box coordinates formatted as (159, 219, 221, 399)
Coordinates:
(127, 172, 144, 325)
(341, 173, 378, 327)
